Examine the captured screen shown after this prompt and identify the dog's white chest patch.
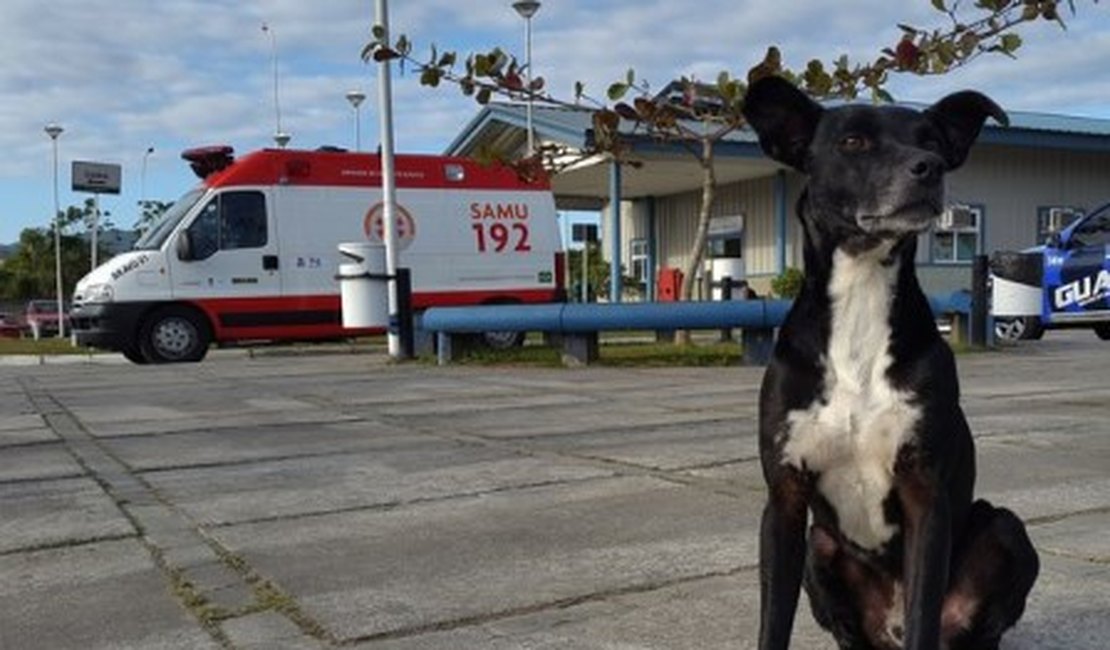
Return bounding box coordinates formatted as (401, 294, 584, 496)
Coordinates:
(782, 246, 920, 550)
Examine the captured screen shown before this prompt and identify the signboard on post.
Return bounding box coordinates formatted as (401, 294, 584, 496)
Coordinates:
(72, 161, 122, 195)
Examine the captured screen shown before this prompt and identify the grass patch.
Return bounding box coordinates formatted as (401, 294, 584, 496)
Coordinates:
(442, 340, 742, 367)
(0, 337, 88, 355)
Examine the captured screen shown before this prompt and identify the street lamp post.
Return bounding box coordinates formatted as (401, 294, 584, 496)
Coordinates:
(512, 0, 541, 155)
(346, 89, 366, 151)
(44, 123, 65, 338)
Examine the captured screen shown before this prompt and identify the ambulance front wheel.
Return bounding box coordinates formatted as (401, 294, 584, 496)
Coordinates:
(139, 306, 211, 363)
(1095, 323, 1110, 341)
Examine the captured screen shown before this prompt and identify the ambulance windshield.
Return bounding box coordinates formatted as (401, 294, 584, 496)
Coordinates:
(133, 188, 206, 251)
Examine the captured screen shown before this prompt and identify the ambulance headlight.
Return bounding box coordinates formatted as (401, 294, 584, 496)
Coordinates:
(84, 283, 114, 303)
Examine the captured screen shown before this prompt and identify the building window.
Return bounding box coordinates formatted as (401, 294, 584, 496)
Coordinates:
(630, 238, 648, 285)
(707, 214, 744, 259)
(1037, 206, 1084, 244)
(932, 204, 981, 264)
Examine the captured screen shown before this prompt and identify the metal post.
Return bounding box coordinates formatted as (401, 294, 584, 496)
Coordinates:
(719, 275, 733, 342)
(45, 123, 65, 339)
(608, 160, 622, 303)
(395, 267, 414, 359)
(971, 254, 989, 347)
(376, 0, 402, 359)
(581, 241, 588, 303)
(90, 193, 99, 271)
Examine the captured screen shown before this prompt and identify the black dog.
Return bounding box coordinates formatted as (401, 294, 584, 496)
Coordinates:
(742, 76, 1039, 650)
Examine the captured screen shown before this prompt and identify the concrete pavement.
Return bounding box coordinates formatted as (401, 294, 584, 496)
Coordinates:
(1, 332, 1107, 649)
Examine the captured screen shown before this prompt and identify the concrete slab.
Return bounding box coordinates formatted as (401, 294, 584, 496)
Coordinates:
(212, 476, 758, 642)
(101, 419, 415, 471)
(143, 437, 614, 526)
(0, 443, 85, 481)
(0, 538, 221, 650)
(0, 477, 135, 553)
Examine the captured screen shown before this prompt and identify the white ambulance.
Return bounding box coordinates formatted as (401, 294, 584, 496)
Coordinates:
(70, 146, 564, 363)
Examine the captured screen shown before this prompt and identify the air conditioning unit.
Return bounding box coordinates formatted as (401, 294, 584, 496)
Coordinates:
(939, 205, 976, 230)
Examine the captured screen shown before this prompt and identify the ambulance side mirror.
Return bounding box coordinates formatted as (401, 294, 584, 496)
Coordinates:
(176, 232, 194, 261)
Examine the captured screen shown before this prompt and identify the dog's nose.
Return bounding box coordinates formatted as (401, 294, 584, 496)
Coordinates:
(908, 155, 943, 184)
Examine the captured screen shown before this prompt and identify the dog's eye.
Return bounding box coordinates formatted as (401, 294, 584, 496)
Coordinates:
(839, 135, 871, 153)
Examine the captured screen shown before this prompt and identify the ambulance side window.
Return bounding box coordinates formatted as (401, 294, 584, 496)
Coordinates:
(1070, 211, 1110, 249)
(185, 191, 267, 260)
(220, 191, 267, 250)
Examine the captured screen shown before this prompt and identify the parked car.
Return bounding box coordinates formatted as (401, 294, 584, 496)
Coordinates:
(0, 313, 22, 338)
(24, 299, 70, 338)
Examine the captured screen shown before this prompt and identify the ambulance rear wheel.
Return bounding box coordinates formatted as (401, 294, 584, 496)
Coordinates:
(1095, 323, 1110, 340)
(139, 306, 211, 363)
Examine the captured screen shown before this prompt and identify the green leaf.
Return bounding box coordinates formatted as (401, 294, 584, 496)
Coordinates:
(371, 25, 386, 39)
(626, 68, 635, 85)
(438, 51, 456, 68)
(1000, 33, 1023, 54)
(607, 82, 630, 101)
(476, 87, 493, 105)
(420, 67, 442, 88)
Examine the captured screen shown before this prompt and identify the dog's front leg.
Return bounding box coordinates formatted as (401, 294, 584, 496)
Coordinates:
(897, 468, 951, 650)
(759, 470, 809, 650)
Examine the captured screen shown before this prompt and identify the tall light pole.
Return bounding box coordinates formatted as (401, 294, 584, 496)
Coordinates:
(345, 89, 366, 151)
(262, 22, 290, 147)
(44, 123, 65, 338)
(512, 1, 541, 155)
(141, 147, 154, 207)
(375, 0, 401, 359)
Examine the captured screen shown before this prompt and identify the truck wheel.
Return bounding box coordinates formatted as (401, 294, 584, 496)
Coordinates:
(994, 316, 1043, 342)
(1095, 323, 1110, 341)
(139, 306, 211, 363)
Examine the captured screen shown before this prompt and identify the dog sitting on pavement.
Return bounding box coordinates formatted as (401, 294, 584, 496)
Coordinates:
(741, 76, 1040, 650)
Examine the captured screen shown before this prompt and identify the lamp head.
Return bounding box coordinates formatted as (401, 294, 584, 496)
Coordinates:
(512, 0, 541, 19)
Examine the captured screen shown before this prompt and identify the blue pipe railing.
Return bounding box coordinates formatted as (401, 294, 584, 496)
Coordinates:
(422, 293, 970, 335)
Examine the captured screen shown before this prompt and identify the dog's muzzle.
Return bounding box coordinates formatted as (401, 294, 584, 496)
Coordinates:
(857, 201, 940, 236)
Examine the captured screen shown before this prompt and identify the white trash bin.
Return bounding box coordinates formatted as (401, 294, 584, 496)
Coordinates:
(337, 242, 389, 328)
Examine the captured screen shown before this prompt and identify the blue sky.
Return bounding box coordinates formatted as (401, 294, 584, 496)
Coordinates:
(3, 0, 1110, 245)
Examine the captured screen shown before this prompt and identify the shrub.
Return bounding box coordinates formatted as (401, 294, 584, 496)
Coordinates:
(771, 267, 805, 298)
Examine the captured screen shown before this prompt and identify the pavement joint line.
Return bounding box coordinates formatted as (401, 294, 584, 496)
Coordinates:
(339, 563, 759, 645)
(134, 445, 392, 476)
(83, 413, 365, 442)
(205, 473, 622, 529)
(1027, 504, 1110, 527)
(389, 421, 753, 500)
(0, 531, 140, 557)
(12, 377, 328, 649)
(0, 471, 89, 486)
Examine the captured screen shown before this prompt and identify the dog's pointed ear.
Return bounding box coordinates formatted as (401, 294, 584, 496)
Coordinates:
(742, 76, 823, 171)
(925, 91, 1008, 170)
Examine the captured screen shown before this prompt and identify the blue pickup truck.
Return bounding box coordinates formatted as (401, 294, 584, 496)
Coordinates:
(991, 204, 1110, 342)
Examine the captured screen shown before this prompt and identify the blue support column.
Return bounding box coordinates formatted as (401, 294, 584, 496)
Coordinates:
(646, 196, 657, 302)
(775, 170, 788, 274)
(609, 160, 623, 303)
